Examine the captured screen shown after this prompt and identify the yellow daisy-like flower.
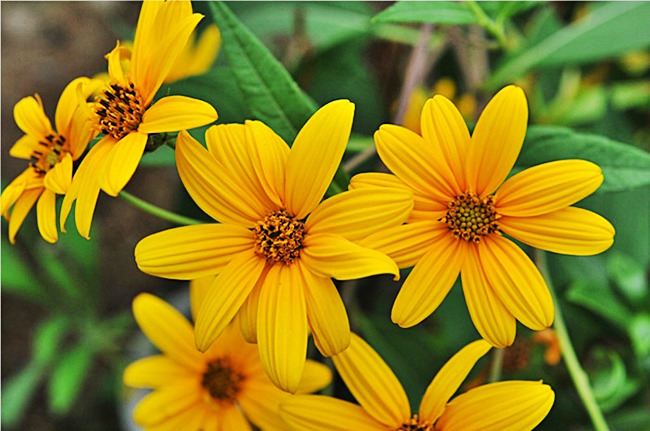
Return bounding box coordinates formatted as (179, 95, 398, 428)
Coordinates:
(135, 100, 414, 393)
(61, 0, 218, 239)
(280, 333, 555, 431)
(125, 281, 332, 430)
(1, 77, 99, 243)
(353, 85, 615, 347)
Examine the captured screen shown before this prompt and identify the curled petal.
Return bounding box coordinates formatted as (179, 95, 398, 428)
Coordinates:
(14, 94, 52, 139)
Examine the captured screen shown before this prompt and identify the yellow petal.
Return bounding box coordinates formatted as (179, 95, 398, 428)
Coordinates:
(132, 293, 204, 371)
(285, 100, 355, 219)
(297, 360, 333, 394)
(133, 381, 201, 426)
(479, 236, 554, 331)
(361, 222, 446, 269)
(391, 233, 465, 328)
(68, 104, 99, 160)
(461, 247, 516, 348)
(131, 0, 165, 94)
(139, 96, 217, 134)
(9, 135, 40, 160)
(466, 85, 527, 196)
(496, 160, 603, 217)
(420, 95, 471, 192)
(2, 170, 31, 217)
(332, 333, 410, 428)
(14, 94, 52, 139)
(123, 355, 194, 389)
(8, 187, 42, 244)
(298, 262, 350, 357)
(374, 124, 455, 202)
(189, 275, 216, 323)
(165, 24, 221, 83)
(135, 224, 254, 280)
(257, 264, 309, 393)
(147, 404, 210, 431)
(238, 379, 288, 431)
(419, 340, 491, 423)
(99, 131, 148, 197)
(55, 77, 95, 136)
(348, 172, 409, 191)
(105, 42, 129, 86)
(437, 381, 554, 431)
(218, 405, 253, 431)
(176, 130, 264, 226)
(280, 395, 384, 431)
(237, 269, 268, 343)
(194, 250, 266, 351)
(301, 233, 399, 281)
(36, 189, 58, 243)
(499, 207, 615, 256)
(44, 153, 72, 195)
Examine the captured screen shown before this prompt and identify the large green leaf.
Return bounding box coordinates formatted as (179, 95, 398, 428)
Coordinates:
(372, 1, 476, 25)
(489, 2, 650, 88)
(47, 345, 94, 415)
(516, 126, 650, 192)
(565, 280, 632, 330)
(1, 362, 46, 427)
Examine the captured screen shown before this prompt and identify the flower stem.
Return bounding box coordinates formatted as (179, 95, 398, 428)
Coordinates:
(488, 348, 505, 383)
(118, 190, 203, 226)
(465, 1, 508, 50)
(536, 250, 610, 431)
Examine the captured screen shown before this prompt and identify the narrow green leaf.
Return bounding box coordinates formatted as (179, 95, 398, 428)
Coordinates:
(565, 280, 632, 329)
(1, 238, 43, 300)
(33, 316, 69, 366)
(629, 314, 650, 365)
(607, 253, 648, 304)
(373, 1, 476, 25)
(517, 126, 650, 192)
(1, 362, 46, 427)
(47, 345, 94, 415)
(591, 349, 639, 412)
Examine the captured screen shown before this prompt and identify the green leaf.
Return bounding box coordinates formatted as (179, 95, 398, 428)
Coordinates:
(629, 314, 650, 367)
(1, 238, 43, 301)
(1, 361, 46, 427)
(565, 280, 632, 329)
(607, 252, 648, 304)
(33, 316, 69, 366)
(591, 348, 639, 412)
(517, 126, 650, 192)
(489, 2, 650, 88)
(47, 345, 94, 415)
(372, 1, 476, 25)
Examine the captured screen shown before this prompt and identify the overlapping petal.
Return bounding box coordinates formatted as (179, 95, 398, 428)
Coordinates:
(99, 131, 148, 197)
(237, 271, 267, 343)
(139, 96, 218, 134)
(123, 355, 194, 388)
(132, 381, 201, 426)
(189, 275, 215, 323)
(218, 405, 253, 431)
(55, 77, 96, 136)
(280, 395, 383, 431)
(43, 153, 72, 195)
(8, 188, 42, 244)
(239, 379, 291, 431)
(36, 189, 57, 244)
(14, 94, 52, 139)
(9, 135, 39, 160)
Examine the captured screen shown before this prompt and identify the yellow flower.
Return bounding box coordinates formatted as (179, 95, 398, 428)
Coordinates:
(280, 333, 555, 431)
(60, 0, 218, 239)
(165, 24, 221, 83)
(353, 85, 615, 347)
(135, 100, 414, 392)
(125, 283, 332, 430)
(1, 77, 99, 243)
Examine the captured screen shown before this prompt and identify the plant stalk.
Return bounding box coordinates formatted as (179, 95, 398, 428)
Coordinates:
(119, 190, 203, 226)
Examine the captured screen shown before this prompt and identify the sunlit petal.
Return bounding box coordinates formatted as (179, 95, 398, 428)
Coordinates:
(9, 135, 40, 160)
(14, 94, 52, 139)
(43, 153, 72, 195)
(123, 355, 194, 388)
(280, 395, 384, 431)
(99, 131, 148, 197)
(8, 188, 42, 244)
(139, 96, 217, 134)
(36, 189, 58, 243)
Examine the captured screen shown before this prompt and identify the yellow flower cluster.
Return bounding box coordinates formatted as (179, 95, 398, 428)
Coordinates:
(2, 1, 616, 430)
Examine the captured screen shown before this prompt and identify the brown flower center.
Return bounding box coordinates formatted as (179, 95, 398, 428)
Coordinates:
(253, 209, 305, 265)
(396, 415, 435, 431)
(29, 133, 67, 176)
(440, 192, 500, 243)
(95, 82, 145, 139)
(202, 358, 244, 403)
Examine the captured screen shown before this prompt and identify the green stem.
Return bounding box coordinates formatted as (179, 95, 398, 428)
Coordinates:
(536, 250, 610, 431)
(488, 348, 505, 383)
(465, 1, 508, 50)
(118, 191, 203, 226)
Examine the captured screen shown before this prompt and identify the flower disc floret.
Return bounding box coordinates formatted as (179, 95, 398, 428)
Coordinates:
(202, 357, 244, 403)
(397, 414, 435, 431)
(95, 82, 145, 139)
(29, 133, 67, 175)
(440, 192, 500, 243)
(253, 209, 305, 265)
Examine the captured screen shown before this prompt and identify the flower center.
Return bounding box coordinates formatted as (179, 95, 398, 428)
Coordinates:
(253, 209, 305, 265)
(95, 82, 145, 140)
(440, 192, 500, 243)
(396, 415, 435, 431)
(201, 358, 244, 403)
(29, 133, 67, 176)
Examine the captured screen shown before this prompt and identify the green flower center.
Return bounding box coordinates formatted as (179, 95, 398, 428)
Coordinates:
(29, 133, 66, 176)
(95, 82, 145, 140)
(201, 357, 244, 403)
(396, 414, 435, 431)
(253, 209, 305, 265)
(440, 192, 500, 243)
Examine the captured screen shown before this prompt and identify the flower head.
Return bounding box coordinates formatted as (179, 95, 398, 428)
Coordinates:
(280, 333, 555, 431)
(1, 77, 99, 243)
(354, 85, 615, 347)
(61, 0, 218, 239)
(124, 282, 332, 430)
(135, 100, 414, 392)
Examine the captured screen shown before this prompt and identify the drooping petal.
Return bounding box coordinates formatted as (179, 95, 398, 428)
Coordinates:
(132, 381, 201, 426)
(332, 333, 411, 428)
(8, 187, 42, 244)
(189, 275, 215, 323)
(194, 250, 266, 351)
(298, 262, 350, 357)
(176, 130, 264, 226)
(9, 135, 40, 160)
(99, 131, 148, 197)
(68, 105, 99, 160)
(436, 381, 555, 431)
(499, 207, 614, 256)
(257, 264, 309, 393)
(496, 160, 603, 217)
(14, 94, 52, 139)
(478, 236, 554, 331)
(466, 85, 527, 196)
(305, 188, 413, 242)
(123, 355, 195, 389)
(36, 189, 58, 243)
(285, 100, 355, 219)
(361, 222, 446, 269)
(280, 395, 384, 431)
(55, 77, 95, 136)
(391, 233, 466, 328)
(135, 224, 254, 280)
(419, 340, 492, 423)
(139, 96, 217, 134)
(2, 170, 31, 217)
(43, 153, 72, 195)
(297, 360, 333, 394)
(237, 269, 268, 343)
(461, 247, 516, 348)
(301, 233, 399, 281)
(374, 124, 456, 202)
(420, 95, 471, 192)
